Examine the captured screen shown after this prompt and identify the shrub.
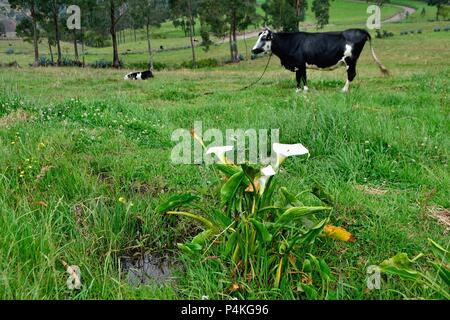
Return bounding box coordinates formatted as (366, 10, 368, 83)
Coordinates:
(90, 59, 111, 69)
(157, 139, 355, 298)
(90, 59, 123, 69)
(38, 56, 53, 66)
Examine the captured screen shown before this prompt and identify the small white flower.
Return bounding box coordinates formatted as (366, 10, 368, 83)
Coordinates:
(201, 295, 210, 300)
(273, 143, 309, 168)
(259, 165, 277, 194)
(261, 165, 276, 177)
(206, 146, 234, 164)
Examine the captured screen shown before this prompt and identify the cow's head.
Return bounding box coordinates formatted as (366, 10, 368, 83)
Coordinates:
(252, 29, 273, 55)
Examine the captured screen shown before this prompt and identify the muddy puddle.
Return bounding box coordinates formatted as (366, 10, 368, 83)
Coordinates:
(121, 254, 179, 286)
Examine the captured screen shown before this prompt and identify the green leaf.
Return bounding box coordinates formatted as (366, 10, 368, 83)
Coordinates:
(220, 171, 245, 206)
(379, 253, 421, 281)
(302, 259, 312, 273)
(192, 229, 217, 247)
(167, 211, 216, 230)
(428, 238, 449, 265)
(280, 187, 303, 207)
(155, 194, 199, 213)
(431, 261, 450, 287)
(210, 209, 233, 229)
(276, 206, 331, 226)
(298, 283, 318, 299)
(215, 164, 241, 177)
(300, 219, 328, 245)
(241, 163, 260, 180)
(224, 231, 238, 257)
(318, 258, 334, 282)
(177, 242, 202, 254)
(251, 219, 273, 243)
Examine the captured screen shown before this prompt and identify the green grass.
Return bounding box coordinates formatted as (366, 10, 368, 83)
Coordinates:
(0, 1, 449, 300)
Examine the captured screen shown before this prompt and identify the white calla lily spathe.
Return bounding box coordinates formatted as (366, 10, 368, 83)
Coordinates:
(273, 143, 309, 168)
(259, 165, 277, 194)
(206, 146, 234, 164)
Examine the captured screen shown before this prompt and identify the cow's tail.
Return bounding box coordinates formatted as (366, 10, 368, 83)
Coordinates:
(366, 32, 389, 76)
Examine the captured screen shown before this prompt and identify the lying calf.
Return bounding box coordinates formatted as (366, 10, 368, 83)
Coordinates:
(124, 70, 154, 80)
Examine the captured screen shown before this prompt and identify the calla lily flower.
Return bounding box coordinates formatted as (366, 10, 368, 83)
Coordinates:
(206, 146, 234, 164)
(273, 143, 309, 168)
(259, 165, 277, 194)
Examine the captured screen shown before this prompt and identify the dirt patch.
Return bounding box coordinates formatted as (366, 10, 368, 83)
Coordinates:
(121, 254, 179, 286)
(131, 176, 169, 196)
(427, 206, 450, 234)
(0, 109, 30, 127)
(355, 184, 389, 196)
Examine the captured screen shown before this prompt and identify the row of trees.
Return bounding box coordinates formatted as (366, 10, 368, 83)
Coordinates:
(6, 0, 445, 68)
(4, 0, 334, 68)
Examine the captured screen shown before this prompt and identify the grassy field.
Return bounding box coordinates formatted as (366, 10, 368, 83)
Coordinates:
(0, 1, 449, 300)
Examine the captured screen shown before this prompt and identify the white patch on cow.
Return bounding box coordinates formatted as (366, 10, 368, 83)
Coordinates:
(344, 44, 353, 58)
(305, 44, 353, 71)
(124, 73, 131, 80)
(342, 80, 350, 93)
(136, 73, 142, 80)
(253, 30, 272, 53)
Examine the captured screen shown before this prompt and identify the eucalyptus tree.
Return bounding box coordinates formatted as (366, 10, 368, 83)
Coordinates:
(129, 0, 169, 70)
(262, 0, 308, 32)
(9, 0, 41, 66)
(201, 0, 258, 62)
(170, 0, 200, 67)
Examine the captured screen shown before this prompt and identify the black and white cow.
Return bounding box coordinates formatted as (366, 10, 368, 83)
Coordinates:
(252, 28, 388, 93)
(124, 70, 154, 80)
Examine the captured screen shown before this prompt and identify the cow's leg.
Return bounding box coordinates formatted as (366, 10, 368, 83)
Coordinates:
(296, 67, 308, 93)
(343, 58, 357, 93)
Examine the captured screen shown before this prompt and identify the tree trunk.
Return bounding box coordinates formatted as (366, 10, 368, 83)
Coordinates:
(187, 0, 196, 68)
(81, 27, 85, 67)
(146, 24, 154, 71)
(52, 1, 62, 66)
(30, 2, 39, 67)
(48, 40, 54, 65)
(73, 30, 79, 62)
(230, 9, 239, 62)
(110, 0, 120, 68)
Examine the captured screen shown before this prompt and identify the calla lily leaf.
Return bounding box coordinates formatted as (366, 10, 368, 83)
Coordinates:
(155, 194, 199, 213)
(220, 171, 245, 206)
(276, 206, 331, 226)
(251, 219, 273, 243)
(167, 211, 216, 230)
(192, 229, 217, 247)
(379, 253, 421, 281)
